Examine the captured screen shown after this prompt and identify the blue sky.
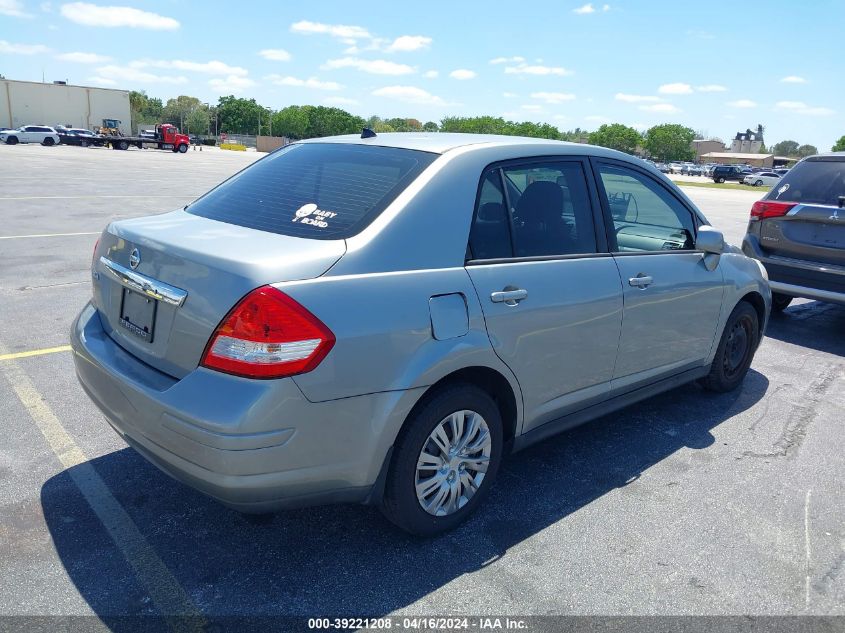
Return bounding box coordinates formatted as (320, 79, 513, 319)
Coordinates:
(2, 0, 842, 148)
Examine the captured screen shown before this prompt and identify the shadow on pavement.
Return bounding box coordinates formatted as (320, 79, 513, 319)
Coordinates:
(765, 300, 845, 357)
(41, 370, 768, 628)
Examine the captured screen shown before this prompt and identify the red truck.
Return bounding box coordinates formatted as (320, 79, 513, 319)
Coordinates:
(100, 123, 191, 153)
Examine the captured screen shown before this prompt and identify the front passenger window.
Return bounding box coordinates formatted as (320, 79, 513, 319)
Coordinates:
(598, 165, 696, 252)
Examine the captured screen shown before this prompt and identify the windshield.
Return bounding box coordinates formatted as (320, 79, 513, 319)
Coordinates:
(187, 143, 438, 240)
(768, 158, 845, 206)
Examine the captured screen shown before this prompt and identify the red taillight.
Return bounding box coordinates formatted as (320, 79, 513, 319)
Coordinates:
(750, 200, 797, 221)
(201, 286, 335, 379)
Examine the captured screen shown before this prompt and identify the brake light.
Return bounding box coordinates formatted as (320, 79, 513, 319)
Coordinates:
(750, 200, 797, 221)
(201, 286, 335, 379)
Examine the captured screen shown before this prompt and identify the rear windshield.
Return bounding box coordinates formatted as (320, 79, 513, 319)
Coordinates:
(767, 158, 845, 206)
(186, 143, 437, 239)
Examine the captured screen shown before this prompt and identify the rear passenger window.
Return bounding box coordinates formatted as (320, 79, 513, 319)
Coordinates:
(186, 143, 437, 240)
(468, 161, 598, 260)
(768, 159, 845, 206)
(597, 164, 696, 252)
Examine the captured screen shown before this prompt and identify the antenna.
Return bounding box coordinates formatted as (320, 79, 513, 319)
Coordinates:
(361, 127, 377, 139)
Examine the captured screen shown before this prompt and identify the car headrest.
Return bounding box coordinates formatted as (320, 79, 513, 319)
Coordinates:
(516, 181, 563, 225)
(478, 202, 506, 222)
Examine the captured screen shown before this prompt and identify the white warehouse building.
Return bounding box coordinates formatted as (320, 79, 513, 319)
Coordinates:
(0, 79, 131, 134)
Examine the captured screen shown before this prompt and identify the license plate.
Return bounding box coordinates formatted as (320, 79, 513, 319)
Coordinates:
(119, 289, 157, 342)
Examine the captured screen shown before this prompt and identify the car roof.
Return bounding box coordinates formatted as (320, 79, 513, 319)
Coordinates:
(298, 132, 616, 157)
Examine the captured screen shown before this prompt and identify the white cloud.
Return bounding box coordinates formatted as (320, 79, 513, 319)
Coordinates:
(639, 103, 681, 113)
(629, 122, 648, 131)
(780, 75, 807, 84)
(290, 20, 370, 40)
(372, 85, 446, 105)
(615, 93, 661, 103)
(386, 35, 431, 52)
(60, 2, 179, 29)
(696, 84, 727, 92)
(586, 115, 611, 123)
(489, 56, 525, 64)
(726, 99, 757, 108)
(56, 51, 111, 63)
(0, 0, 32, 17)
(0, 40, 51, 54)
(504, 62, 572, 76)
(323, 57, 414, 75)
(423, 70, 438, 78)
(449, 69, 476, 80)
(259, 49, 291, 62)
(531, 91, 576, 103)
(87, 76, 116, 86)
(131, 59, 248, 76)
(602, 3, 611, 10)
(503, 91, 518, 98)
(94, 64, 188, 84)
(323, 96, 359, 107)
(521, 104, 543, 111)
(658, 82, 693, 95)
(265, 74, 343, 91)
(573, 3, 595, 14)
(208, 75, 256, 94)
(776, 101, 834, 116)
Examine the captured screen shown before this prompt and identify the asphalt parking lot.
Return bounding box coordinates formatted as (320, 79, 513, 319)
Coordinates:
(1, 144, 843, 626)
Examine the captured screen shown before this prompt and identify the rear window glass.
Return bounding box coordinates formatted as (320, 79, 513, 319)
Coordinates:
(186, 143, 437, 239)
(768, 158, 845, 206)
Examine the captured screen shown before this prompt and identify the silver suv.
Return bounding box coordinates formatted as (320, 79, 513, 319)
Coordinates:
(71, 133, 770, 535)
(742, 153, 845, 311)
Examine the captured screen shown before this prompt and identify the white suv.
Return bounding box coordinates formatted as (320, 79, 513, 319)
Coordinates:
(0, 125, 61, 146)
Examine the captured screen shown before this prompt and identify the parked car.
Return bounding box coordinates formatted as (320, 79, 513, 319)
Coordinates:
(743, 172, 781, 187)
(742, 152, 845, 312)
(0, 125, 60, 146)
(71, 133, 770, 535)
(657, 163, 672, 174)
(712, 165, 747, 183)
(773, 168, 790, 177)
(669, 162, 683, 174)
(686, 165, 704, 177)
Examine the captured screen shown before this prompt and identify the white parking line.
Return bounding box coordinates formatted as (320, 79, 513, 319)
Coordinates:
(0, 231, 100, 240)
(0, 195, 194, 200)
(0, 340, 205, 632)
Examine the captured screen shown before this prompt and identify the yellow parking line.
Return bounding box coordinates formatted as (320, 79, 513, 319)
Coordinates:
(0, 345, 73, 361)
(0, 341, 205, 632)
(0, 231, 100, 240)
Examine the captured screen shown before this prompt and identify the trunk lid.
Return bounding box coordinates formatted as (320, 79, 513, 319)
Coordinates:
(92, 210, 345, 378)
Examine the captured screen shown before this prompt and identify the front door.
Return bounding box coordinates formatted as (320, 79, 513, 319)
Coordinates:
(465, 159, 623, 431)
(593, 160, 725, 390)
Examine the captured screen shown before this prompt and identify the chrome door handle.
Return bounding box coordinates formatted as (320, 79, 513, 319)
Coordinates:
(628, 275, 653, 288)
(491, 288, 528, 305)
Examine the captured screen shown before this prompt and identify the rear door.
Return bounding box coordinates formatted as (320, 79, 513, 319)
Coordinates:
(465, 158, 623, 431)
(592, 160, 724, 390)
(756, 157, 845, 267)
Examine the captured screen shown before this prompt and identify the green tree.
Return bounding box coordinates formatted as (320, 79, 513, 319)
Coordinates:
(422, 121, 439, 132)
(643, 124, 695, 161)
(128, 90, 163, 132)
(588, 123, 642, 154)
(185, 107, 210, 135)
(797, 144, 818, 158)
(771, 140, 799, 157)
(439, 116, 562, 140)
(271, 105, 365, 140)
(163, 95, 202, 131)
(216, 96, 270, 135)
(833, 135, 845, 152)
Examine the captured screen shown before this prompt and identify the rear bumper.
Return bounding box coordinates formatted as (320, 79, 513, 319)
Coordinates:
(70, 302, 406, 511)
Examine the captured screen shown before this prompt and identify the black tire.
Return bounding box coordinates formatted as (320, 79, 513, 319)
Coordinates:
(717, 177, 725, 183)
(42, 137, 55, 146)
(381, 383, 503, 536)
(6, 136, 18, 145)
(177, 143, 188, 153)
(117, 140, 129, 150)
(754, 180, 762, 187)
(771, 292, 793, 312)
(80, 139, 89, 147)
(701, 302, 759, 393)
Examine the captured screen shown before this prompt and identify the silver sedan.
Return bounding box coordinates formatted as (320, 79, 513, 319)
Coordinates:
(71, 133, 770, 535)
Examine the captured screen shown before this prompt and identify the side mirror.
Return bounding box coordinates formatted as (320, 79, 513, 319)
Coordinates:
(696, 225, 724, 255)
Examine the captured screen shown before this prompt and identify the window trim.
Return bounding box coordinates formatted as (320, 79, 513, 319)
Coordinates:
(465, 155, 610, 266)
(590, 157, 704, 256)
